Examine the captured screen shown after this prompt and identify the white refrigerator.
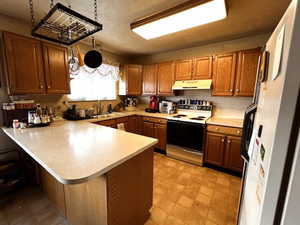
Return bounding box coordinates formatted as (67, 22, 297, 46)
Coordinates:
(238, 0, 300, 224)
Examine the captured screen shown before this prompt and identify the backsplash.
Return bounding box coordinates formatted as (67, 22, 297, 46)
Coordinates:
(139, 90, 252, 118)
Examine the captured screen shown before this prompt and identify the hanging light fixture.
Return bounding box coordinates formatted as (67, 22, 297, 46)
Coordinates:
(29, 0, 103, 45)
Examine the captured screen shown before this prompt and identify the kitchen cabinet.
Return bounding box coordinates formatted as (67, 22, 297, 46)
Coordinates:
(192, 56, 213, 79)
(119, 64, 143, 95)
(143, 121, 155, 138)
(142, 64, 158, 95)
(154, 123, 167, 151)
(95, 119, 117, 128)
(205, 132, 226, 167)
(3, 31, 70, 95)
(204, 125, 243, 173)
(142, 117, 167, 152)
(212, 52, 237, 96)
(174, 59, 193, 81)
(3, 32, 46, 95)
(225, 136, 243, 172)
(42, 43, 70, 94)
(157, 61, 175, 96)
(39, 167, 66, 216)
(127, 116, 138, 133)
(235, 48, 261, 96)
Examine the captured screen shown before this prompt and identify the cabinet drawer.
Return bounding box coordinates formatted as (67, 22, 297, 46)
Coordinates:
(207, 125, 242, 136)
(115, 117, 129, 124)
(143, 117, 167, 124)
(96, 119, 116, 127)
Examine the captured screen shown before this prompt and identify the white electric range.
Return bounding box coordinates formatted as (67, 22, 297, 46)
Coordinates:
(166, 102, 213, 166)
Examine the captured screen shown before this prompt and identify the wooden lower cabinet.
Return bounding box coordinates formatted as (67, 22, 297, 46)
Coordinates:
(204, 125, 243, 173)
(204, 133, 226, 167)
(39, 168, 66, 216)
(225, 136, 243, 172)
(154, 124, 167, 151)
(142, 117, 167, 152)
(39, 148, 154, 225)
(143, 121, 155, 138)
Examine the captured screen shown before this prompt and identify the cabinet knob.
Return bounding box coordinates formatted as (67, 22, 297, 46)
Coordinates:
(215, 127, 219, 130)
(221, 138, 225, 143)
(237, 130, 241, 134)
(236, 89, 240, 92)
(40, 84, 44, 89)
(227, 140, 231, 144)
(47, 85, 51, 89)
(230, 89, 233, 92)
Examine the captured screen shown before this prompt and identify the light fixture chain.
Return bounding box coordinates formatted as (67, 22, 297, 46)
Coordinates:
(28, 0, 35, 27)
(50, 0, 54, 9)
(94, 0, 98, 22)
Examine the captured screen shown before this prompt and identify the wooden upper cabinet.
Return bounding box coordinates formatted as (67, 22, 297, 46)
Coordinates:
(212, 53, 237, 96)
(42, 43, 70, 94)
(235, 48, 261, 97)
(174, 59, 193, 81)
(3, 32, 46, 95)
(142, 64, 157, 95)
(127, 64, 143, 95)
(192, 56, 213, 80)
(224, 136, 243, 172)
(157, 61, 174, 96)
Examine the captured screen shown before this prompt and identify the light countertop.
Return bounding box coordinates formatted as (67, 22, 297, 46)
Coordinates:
(2, 120, 158, 185)
(206, 117, 244, 128)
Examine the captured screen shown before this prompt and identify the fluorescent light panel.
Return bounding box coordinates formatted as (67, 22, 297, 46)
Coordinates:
(132, 0, 227, 40)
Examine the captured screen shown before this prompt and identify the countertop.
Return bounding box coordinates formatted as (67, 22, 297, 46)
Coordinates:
(206, 117, 244, 128)
(2, 120, 158, 185)
(86, 111, 244, 128)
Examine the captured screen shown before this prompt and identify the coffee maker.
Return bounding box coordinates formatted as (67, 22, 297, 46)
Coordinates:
(145, 96, 159, 113)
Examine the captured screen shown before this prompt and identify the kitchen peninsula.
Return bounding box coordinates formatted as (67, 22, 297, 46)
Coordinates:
(2, 120, 158, 225)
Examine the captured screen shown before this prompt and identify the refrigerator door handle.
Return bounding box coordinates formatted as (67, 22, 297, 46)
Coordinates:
(241, 104, 257, 162)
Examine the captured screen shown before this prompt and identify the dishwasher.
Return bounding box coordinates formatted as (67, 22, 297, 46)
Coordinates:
(167, 120, 205, 166)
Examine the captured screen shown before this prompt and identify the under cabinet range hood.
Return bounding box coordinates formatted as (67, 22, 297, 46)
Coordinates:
(172, 79, 212, 90)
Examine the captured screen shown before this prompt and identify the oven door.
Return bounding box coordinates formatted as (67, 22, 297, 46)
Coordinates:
(167, 120, 205, 152)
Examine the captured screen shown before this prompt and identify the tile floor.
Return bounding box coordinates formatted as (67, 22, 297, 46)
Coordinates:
(147, 153, 242, 225)
(0, 153, 241, 225)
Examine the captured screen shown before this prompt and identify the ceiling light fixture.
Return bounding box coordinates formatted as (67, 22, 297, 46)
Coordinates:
(130, 0, 227, 40)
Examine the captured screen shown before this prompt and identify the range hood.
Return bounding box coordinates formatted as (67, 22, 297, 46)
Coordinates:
(172, 79, 212, 90)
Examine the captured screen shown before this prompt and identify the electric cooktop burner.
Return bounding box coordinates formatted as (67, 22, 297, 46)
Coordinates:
(173, 114, 187, 118)
(190, 116, 206, 120)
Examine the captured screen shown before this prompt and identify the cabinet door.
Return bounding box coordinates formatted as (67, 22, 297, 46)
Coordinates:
(143, 121, 154, 138)
(3, 32, 46, 95)
(39, 167, 66, 216)
(42, 43, 70, 94)
(154, 124, 167, 151)
(174, 59, 193, 81)
(142, 64, 157, 95)
(157, 61, 175, 96)
(204, 132, 226, 167)
(127, 116, 137, 133)
(235, 48, 261, 96)
(212, 53, 237, 96)
(224, 136, 244, 172)
(126, 64, 142, 95)
(192, 56, 213, 79)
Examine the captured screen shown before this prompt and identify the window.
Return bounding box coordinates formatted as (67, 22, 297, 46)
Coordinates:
(68, 63, 119, 101)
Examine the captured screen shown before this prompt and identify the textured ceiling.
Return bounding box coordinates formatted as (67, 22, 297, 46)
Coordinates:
(0, 0, 291, 56)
